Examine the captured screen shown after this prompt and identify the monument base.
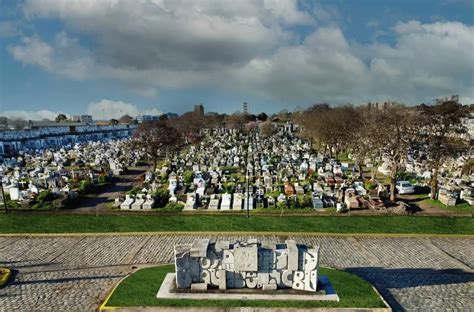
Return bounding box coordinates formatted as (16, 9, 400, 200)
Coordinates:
(156, 273, 339, 301)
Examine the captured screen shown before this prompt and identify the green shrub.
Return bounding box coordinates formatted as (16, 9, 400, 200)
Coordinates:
(397, 172, 418, 185)
(162, 202, 184, 212)
(78, 179, 95, 194)
(220, 166, 240, 173)
(37, 190, 54, 204)
(297, 194, 313, 208)
(98, 175, 108, 184)
(287, 197, 299, 209)
(183, 171, 194, 185)
(223, 182, 235, 193)
(276, 201, 288, 210)
(127, 187, 141, 196)
(267, 190, 281, 199)
(364, 181, 377, 190)
(154, 188, 171, 208)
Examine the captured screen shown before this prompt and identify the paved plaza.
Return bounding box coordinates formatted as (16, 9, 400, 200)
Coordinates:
(0, 234, 473, 311)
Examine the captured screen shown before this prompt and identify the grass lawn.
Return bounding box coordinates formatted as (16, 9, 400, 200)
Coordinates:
(0, 214, 472, 234)
(105, 265, 387, 309)
(420, 198, 473, 213)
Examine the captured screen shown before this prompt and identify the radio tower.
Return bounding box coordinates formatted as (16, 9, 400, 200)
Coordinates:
(243, 102, 248, 115)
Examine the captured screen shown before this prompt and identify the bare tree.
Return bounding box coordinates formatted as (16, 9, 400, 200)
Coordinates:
(169, 112, 206, 144)
(225, 113, 247, 131)
(297, 104, 359, 160)
(258, 121, 277, 137)
(378, 103, 420, 201)
(417, 100, 470, 199)
(132, 120, 183, 171)
(119, 115, 134, 124)
(350, 103, 387, 180)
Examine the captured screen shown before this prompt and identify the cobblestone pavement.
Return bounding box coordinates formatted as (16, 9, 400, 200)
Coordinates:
(0, 234, 473, 311)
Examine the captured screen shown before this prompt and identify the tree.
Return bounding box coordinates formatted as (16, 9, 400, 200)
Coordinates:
(350, 103, 387, 180)
(55, 114, 68, 123)
(225, 113, 247, 131)
(259, 121, 276, 137)
(169, 112, 206, 144)
(257, 112, 268, 121)
(378, 103, 420, 201)
(0, 116, 8, 126)
(10, 118, 28, 130)
(109, 119, 119, 125)
(297, 104, 359, 159)
(418, 100, 470, 199)
(119, 115, 134, 124)
(132, 120, 183, 171)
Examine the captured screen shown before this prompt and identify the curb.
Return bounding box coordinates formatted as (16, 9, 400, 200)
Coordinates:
(0, 232, 472, 238)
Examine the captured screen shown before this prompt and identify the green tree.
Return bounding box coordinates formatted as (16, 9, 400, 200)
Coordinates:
(55, 114, 68, 123)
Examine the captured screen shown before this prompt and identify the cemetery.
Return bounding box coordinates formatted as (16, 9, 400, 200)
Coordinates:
(0, 116, 472, 216)
(115, 127, 369, 213)
(113, 123, 472, 215)
(0, 139, 144, 210)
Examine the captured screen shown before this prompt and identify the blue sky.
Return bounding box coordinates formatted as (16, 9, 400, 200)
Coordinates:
(1, 0, 473, 120)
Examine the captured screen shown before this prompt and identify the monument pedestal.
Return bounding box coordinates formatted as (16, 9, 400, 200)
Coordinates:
(157, 273, 339, 301)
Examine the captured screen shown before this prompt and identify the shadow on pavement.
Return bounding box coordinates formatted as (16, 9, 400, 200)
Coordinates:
(346, 267, 474, 311)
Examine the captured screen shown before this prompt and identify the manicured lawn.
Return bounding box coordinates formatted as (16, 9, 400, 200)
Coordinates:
(420, 198, 473, 213)
(105, 265, 386, 309)
(0, 214, 472, 234)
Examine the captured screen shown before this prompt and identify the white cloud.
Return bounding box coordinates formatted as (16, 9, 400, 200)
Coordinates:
(8, 36, 53, 70)
(8, 32, 93, 80)
(86, 99, 163, 119)
(1, 110, 60, 120)
(7, 1, 474, 106)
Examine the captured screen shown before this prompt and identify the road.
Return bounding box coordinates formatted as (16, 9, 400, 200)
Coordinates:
(0, 234, 472, 311)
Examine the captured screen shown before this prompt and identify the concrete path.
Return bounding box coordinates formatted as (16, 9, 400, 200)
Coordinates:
(68, 168, 147, 214)
(0, 234, 473, 311)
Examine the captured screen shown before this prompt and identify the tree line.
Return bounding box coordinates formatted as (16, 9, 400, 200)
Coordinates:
(295, 101, 472, 201)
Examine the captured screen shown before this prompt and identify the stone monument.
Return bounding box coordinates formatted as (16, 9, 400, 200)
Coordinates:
(174, 239, 320, 291)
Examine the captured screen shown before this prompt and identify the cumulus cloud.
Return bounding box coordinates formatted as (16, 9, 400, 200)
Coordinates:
(8, 32, 94, 80)
(1, 110, 60, 120)
(0, 21, 22, 38)
(86, 99, 163, 119)
(6, 1, 474, 106)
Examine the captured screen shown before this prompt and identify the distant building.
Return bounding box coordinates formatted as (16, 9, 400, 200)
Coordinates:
(136, 115, 160, 123)
(0, 123, 137, 156)
(194, 104, 204, 115)
(243, 102, 249, 115)
(71, 115, 93, 124)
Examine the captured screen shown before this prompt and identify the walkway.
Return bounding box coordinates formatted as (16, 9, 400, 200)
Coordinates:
(0, 234, 472, 311)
